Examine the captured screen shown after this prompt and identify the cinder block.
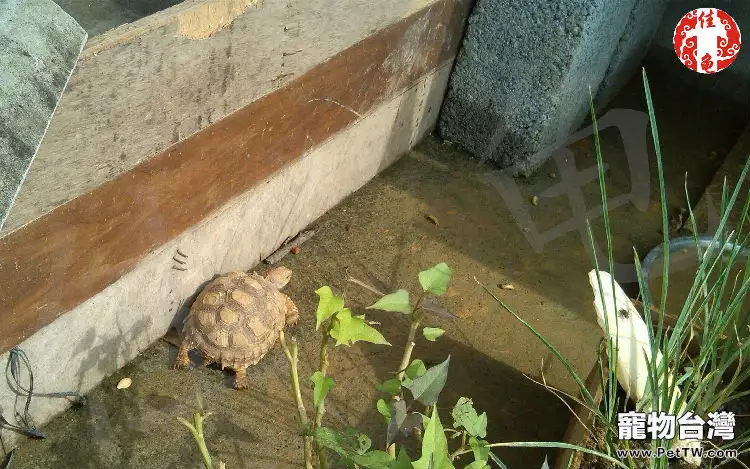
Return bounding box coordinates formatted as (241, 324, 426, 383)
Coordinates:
(438, 0, 666, 175)
(594, 0, 669, 110)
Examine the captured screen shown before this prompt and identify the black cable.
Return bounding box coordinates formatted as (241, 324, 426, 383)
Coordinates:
(0, 347, 87, 444)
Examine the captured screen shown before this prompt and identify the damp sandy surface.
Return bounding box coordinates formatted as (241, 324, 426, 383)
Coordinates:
(8, 71, 746, 468)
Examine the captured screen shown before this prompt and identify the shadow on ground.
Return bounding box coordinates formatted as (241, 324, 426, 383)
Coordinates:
(8, 67, 747, 468)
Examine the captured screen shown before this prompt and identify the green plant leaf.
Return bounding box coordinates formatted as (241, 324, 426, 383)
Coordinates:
(377, 398, 391, 423)
(315, 286, 345, 330)
(314, 427, 394, 469)
(368, 289, 413, 314)
(418, 263, 452, 295)
(376, 378, 402, 395)
(356, 451, 395, 469)
(412, 406, 455, 469)
(464, 462, 489, 469)
(385, 401, 424, 448)
(310, 371, 336, 409)
(386, 399, 407, 447)
(313, 426, 345, 451)
(339, 456, 357, 469)
(422, 297, 459, 319)
(357, 433, 372, 455)
(423, 327, 445, 342)
(389, 447, 414, 469)
(469, 437, 489, 463)
(404, 355, 450, 406)
(452, 397, 487, 438)
(401, 413, 425, 441)
(330, 309, 391, 346)
(405, 359, 427, 379)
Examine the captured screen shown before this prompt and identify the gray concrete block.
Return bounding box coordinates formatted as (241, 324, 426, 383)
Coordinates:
(594, 0, 668, 111)
(0, 0, 86, 232)
(438, 0, 654, 175)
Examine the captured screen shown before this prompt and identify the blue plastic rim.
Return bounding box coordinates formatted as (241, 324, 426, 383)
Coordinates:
(639, 236, 749, 307)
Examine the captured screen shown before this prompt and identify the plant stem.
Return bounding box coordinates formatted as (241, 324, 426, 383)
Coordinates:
(346, 276, 386, 297)
(314, 326, 332, 469)
(387, 295, 425, 457)
(194, 413, 214, 469)
(280, 331, 314, 469)
(177, 412, 214, 469)
(397, 297, 425, 382)
(448, 431, 467, 461)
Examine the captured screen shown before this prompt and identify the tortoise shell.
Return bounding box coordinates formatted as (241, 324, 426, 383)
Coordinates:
(182, 270, 288, 370)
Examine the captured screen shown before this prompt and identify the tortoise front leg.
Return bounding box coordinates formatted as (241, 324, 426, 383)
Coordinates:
(172, 341, 191, 369)
(283, 294, 299, 327)
(234, 367, 249, 390)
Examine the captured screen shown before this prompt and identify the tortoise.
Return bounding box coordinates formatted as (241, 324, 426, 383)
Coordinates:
(172, 266, 298, 389)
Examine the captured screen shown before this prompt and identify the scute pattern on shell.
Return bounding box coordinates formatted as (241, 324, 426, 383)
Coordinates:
(184, 271, 287, 370)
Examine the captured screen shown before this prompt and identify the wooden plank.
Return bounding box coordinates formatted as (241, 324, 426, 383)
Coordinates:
(0, 63, 454, 457)
(1, 0, 442, 235)
(0, 0, 471, 355)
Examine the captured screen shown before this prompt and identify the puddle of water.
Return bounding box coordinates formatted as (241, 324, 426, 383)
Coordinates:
(646, 244, 750, 332)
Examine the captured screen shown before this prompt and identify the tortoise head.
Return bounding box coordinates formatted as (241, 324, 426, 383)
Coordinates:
(265, 266, 292, 289)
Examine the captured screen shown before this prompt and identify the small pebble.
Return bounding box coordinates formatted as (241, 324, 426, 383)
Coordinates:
(290, 246, 301, 255)
(548, 172, 556, 179)
(117, 377, 132, 389)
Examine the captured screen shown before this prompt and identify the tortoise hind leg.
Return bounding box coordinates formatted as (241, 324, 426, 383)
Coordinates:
(172, 341, 191, 369)
(234, 367, 249, 390)
(201, 350, 214, 367)
(283, 294, 299, 327)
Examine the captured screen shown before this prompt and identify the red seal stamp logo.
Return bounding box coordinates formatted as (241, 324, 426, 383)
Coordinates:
(673, 8, 741, 74)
